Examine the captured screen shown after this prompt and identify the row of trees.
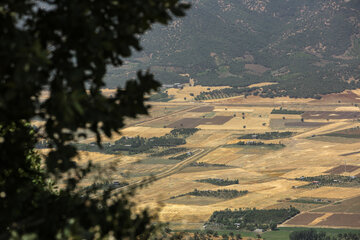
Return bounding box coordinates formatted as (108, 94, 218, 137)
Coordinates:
(189, 162, 229, 168)
(238, 131, 294, 140)
(194, 87, 256, 101)
(76, 128, 199, 155)
(271, 108, 304, 114)
(171, 189, 248, 200)
(206, 207, 299, 230)
(296, 175, 360, 188)
(76, 135, 186, 155)
(196, 178, 239, 186)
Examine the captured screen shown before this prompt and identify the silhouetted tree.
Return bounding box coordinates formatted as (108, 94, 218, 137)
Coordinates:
(0, 0, 189, 239)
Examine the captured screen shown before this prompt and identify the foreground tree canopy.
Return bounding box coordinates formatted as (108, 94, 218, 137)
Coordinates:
(0, 1, 189, 239)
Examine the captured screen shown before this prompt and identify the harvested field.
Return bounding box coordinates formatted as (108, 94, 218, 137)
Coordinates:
(166, 195, 222, 206)
(189, 106, 214, 112)
(265, 202, 326, 212)
(311, 90, 360, 104)
(324, 165, 360, 174)
(309, 136, 360, 144)
(214, 107, 254, 112)
(270, 119, 328, 129)
(285, 122, 329, 127)
(296, 187, 360, 199)
(167, 118, 204, 128)
(336, 106, 360, 111)
(303, 111, 360, 120)
(324, 127, 360, 138)
(167, 116, 233, 128)
(284, 213, 324, 225)
(313, 196, 360, 214)
(247, 82, 278, 88)
(315, 213, 360, 228)
(120, 126, 173, 138)
(201, 116, 233, 125)
(270, 114, 302, 120)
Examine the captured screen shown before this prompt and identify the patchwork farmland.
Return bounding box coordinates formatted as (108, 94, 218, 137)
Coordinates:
(71, 86, 360, 231)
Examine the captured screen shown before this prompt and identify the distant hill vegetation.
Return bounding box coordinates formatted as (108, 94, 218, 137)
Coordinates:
(107, 0, 360, 98)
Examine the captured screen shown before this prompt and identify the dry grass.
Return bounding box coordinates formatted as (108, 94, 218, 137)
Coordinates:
(296, 187, 360, 199)
(167, 85, 228, 101)
(120, 126, 172, 138)
(247, 82, 278, 88)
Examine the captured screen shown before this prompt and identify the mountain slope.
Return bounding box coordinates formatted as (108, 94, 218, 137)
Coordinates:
(107, 0, 360, 98)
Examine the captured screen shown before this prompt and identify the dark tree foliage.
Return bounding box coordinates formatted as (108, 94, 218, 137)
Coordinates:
(150, 147, 188, 157)
(289, 229, 329, 240)
(238, 131, 294, 140)
(0, 0, 189, 239)
(271, 109, 304, 114)
(195, 178, 239, 186)
(171, 189, 248, 199)
(207, 207, 299, 230)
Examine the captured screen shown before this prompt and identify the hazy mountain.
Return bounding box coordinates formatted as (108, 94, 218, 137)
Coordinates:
(107, 0, 360, 98)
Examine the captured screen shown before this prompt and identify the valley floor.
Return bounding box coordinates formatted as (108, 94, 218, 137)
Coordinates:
(70, 87, 360, 231)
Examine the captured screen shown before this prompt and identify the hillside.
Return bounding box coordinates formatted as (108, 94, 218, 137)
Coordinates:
(106, 0, 360, 98)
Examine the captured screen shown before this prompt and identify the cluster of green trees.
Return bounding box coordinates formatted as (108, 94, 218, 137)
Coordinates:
(271, 108, 304, 114)
(76, 135, 186, 155)
(290, 198, 331, 205)
(76, 128, 199, 155)
(189, 162, 229, 168)
(196, 178, 239, 186)
(194, 87, 256, 101)
(290, 229, 360, 240)
(171, 189, 248, 200)
(163, 230, 243, 240)
(206, 207, 299, 230)
(236, 141, 285, 148)
(296, 175, 360, 188)
(238, 131, 294, 140)
(192, 231, 243, 240)
(148, 92, 173, 102)
(169, 152, 193, 161)
(237, 141, 265, 146)
(150, 147, 188, 157)
(170, 128, 199, 137)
